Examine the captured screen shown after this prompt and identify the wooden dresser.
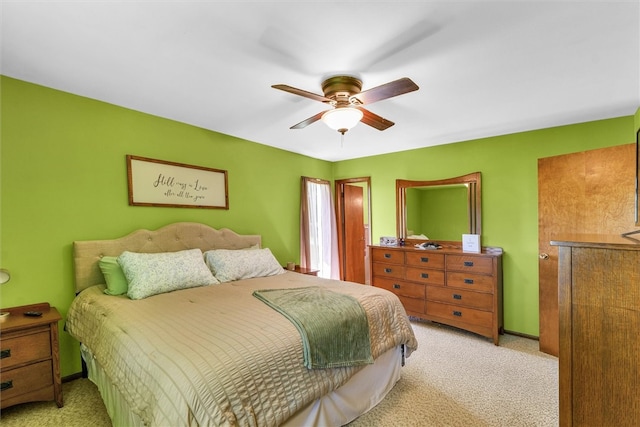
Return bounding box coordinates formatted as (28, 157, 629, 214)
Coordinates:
(0, 302, 63, 409)
(370, 245, 503, 344)
(551, 235, 640, 427)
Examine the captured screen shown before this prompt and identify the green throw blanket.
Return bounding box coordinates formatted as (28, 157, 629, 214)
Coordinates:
(253, 287, 373, 369)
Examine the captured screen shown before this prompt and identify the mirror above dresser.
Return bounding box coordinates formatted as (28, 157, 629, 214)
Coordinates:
(396, 172, 481, 246)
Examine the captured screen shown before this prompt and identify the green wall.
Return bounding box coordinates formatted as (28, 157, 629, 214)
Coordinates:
(1, 76, 637, 377)
(334, 115, 636, 337)
(0, 76, 332, 376)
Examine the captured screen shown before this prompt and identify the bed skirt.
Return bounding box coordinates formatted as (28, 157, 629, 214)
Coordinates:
(81, 343, 403, 426)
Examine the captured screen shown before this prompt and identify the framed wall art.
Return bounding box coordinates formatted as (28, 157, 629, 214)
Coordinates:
(126, 155, 228, 209)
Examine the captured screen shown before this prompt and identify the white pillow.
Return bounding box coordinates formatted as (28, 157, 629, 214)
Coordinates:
(118, 249, 219, 300)
(204, 248, 285, 283)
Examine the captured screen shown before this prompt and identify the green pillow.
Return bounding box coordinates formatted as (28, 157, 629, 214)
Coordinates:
(99, 256, 128, 296)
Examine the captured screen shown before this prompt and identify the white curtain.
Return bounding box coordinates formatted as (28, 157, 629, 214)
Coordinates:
(300, 177, 339, 279)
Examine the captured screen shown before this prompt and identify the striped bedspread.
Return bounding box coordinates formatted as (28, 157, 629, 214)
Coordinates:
(66, 272, 417, 426)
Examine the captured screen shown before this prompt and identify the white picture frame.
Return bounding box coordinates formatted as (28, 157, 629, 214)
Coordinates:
(462, 234, 481, 253)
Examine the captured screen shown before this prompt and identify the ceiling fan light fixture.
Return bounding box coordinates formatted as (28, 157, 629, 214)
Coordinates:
(321, 108, 363, 135)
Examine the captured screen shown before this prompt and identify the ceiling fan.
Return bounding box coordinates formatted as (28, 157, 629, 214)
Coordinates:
(272, 76, 419, 135)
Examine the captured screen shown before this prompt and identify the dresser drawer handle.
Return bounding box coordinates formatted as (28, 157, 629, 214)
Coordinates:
(464, 278, 474, 284)
(384, 268, 393, 273)
(393, 284, 401, 289)
(453, 311, 462, 317)
(453, 294, 462, 300)
(420, 257, 429, 263)
(421, 273, 429, 279)
(384, 253, 391, 258)
(0, 349, 10, 359)
(463, 261, 474, 267)
(0, 380, 13, 391)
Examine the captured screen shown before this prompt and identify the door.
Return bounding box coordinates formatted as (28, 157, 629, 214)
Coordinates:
(538, 143, 635, 356)
(336, 178, 371, 284)
(343, 184, 365, 283)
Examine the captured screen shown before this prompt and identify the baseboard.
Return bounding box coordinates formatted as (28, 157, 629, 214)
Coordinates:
(504, 329, 539, 341)
(63, 372, 84, 383)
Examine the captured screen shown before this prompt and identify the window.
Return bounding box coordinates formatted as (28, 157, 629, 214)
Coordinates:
(300, 177, 339, 279)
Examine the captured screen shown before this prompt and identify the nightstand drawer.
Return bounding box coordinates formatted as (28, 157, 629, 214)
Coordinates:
(0, 329, 51, 370)
(0, 360, 53, 403)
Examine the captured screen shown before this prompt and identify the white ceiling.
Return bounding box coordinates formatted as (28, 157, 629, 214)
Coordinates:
(2, 1, 639, 161)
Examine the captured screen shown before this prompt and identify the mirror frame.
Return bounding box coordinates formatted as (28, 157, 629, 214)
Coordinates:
(396, 172, 482, 244)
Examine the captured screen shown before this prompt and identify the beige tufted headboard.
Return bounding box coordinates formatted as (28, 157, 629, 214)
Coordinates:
(73, 222, 261, 293)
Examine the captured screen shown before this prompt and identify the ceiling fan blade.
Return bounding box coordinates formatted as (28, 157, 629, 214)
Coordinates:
(272, 84, 332, 103)
(351, 77, 419, 105)
(290, 111, 327, 129)
(358, 107, 395, 131)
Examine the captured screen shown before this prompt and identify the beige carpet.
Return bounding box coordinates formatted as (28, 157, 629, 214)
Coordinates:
(0, 320, 558, 426)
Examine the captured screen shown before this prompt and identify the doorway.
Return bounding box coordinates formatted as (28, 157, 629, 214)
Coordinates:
(335, 177, 371, 284)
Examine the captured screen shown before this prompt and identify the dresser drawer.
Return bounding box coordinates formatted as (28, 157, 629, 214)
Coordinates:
(0, 360, 53, 402)
(373, 277, 425, 299)
(446, 272, 495, 293)
(0, 330, 51, 370)
(372, 262, 405, 279)
(398, 296, 425, 315)
(405, 252, 445, 268)
(426, 301, 493, 328)
(427, 286, 493, 310)
(371, 248, 404, 264)
(446, 255, 494, 274)
(405, 267, 445, 285)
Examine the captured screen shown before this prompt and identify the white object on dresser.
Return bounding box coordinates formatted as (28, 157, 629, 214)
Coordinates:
(462, 234, 481, 253)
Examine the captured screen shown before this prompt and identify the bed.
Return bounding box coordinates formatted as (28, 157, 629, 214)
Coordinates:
(66, 222, 417, 426)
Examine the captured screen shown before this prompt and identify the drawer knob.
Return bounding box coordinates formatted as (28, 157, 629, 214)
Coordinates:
(0, 349, 10, 359)
(463, 261, 474, 267)
(464, 278, 474, 284)
(393, 284, 400, 289)
(420, 257, 429, 263)
(384, 253, 391, 258)
(453, 310, 462, 317)
(384, 268, 393, 273)
(0, 380, 13, 391)
(453, 294, 462, 300)
(421, 273, 429, 279)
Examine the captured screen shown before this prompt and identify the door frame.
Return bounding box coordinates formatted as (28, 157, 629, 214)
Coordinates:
(335, 177, 372, 282)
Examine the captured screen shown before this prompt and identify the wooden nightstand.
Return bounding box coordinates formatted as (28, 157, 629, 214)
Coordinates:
(0, 302, 63, 409)
(292, 265, 319, 276)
